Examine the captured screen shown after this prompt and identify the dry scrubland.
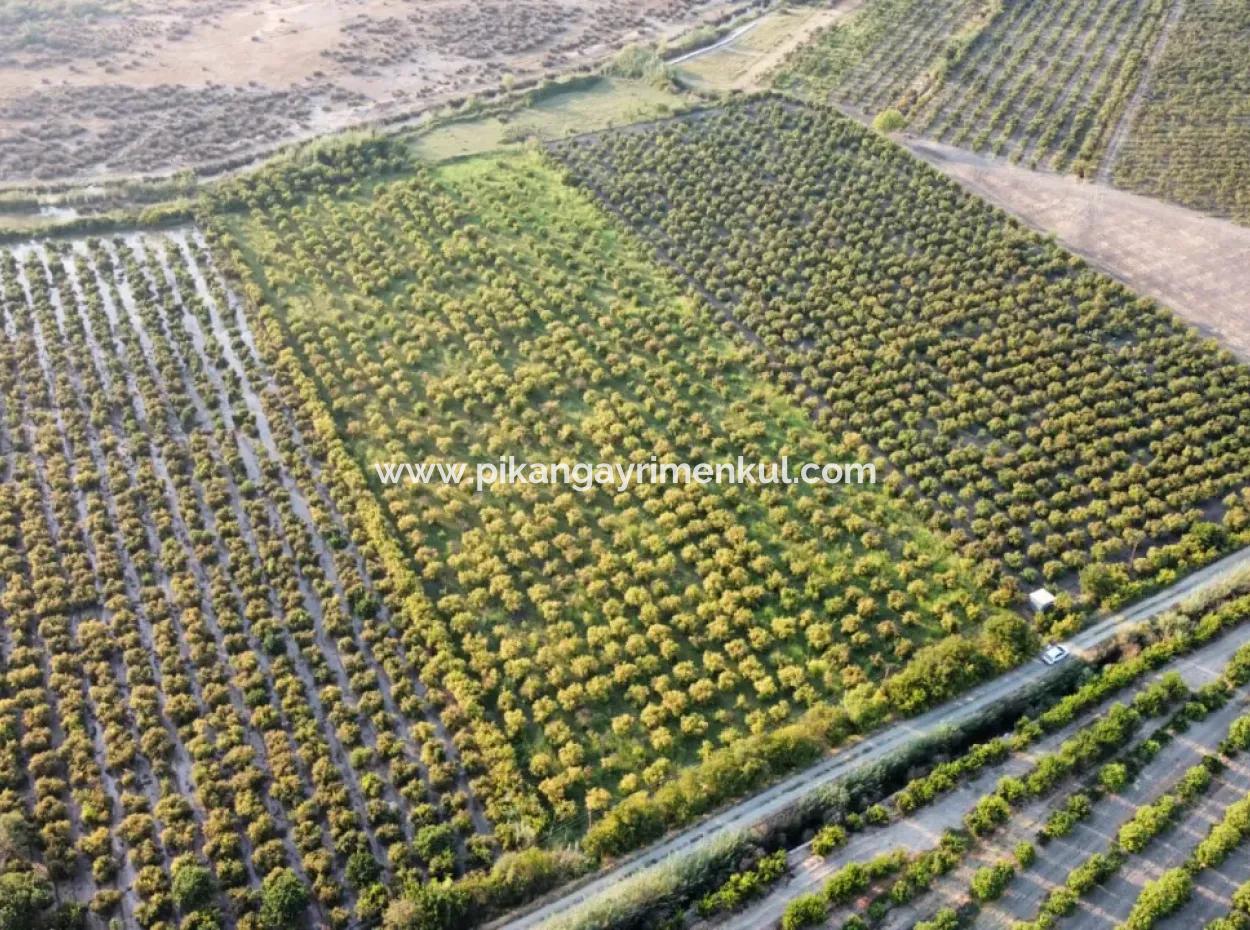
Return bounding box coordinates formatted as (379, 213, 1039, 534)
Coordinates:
(0, 0, 742, 182)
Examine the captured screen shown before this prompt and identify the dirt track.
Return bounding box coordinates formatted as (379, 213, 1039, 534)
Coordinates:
(905, 137, 1250, 361)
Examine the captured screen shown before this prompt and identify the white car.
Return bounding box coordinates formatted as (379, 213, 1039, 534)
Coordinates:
(1041, 644, 1070, 666)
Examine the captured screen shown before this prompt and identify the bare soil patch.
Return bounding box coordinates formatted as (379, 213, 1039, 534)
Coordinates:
(906, 137, 1250, 362)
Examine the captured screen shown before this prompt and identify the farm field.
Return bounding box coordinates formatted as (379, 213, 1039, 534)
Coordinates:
(905, 0, 1172, 176)
(771, 0, 1250, 225)
(208, 138, 1029, 871)
(1111, 0, 1250, 225)
(555, 99, 1250, 617)
(901, 139, 1250, 363)
(674, 3, 861, 94)
(771, 0, 985, 118)
(0, 226, 508, 928)
(5, 3, 1250, 929)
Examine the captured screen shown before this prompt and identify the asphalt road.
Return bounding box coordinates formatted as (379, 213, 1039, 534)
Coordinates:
(495, 545, 1250, 930)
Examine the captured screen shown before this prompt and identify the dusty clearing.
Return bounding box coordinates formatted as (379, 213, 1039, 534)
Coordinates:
(0, 0, 743, 183)
(906, 137, 1250, 362)
(677, 0, 864, 92)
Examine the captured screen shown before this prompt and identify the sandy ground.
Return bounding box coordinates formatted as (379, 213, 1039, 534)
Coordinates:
(905, 137, 1250, 362)
(0, 0, 745, 183)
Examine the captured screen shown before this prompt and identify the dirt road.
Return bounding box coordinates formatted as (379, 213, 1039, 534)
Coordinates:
(905, 137, 1250, 362)
(675, 0, 865, 92)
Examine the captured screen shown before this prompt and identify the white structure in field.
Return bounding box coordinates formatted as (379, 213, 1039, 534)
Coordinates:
(1028, 588, 1056, 614)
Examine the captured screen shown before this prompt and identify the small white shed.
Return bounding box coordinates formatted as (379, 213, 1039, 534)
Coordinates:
(1028, 588, 1056, 614)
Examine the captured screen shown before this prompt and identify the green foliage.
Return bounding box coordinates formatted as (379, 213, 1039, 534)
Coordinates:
(1123, 868, 1192, 930)
(1099, 762, 1129, 792)
(384, 880, 471, 930)
(916, 908, 960, 930)
(558, 99, 1250, 609)
(224, 142, 997, 864)
(0, 870, 54, 930)
(1042, 793, 1092, 840)
(872, 108, 907, 133)
(606, 45, 675, 89)
(1014, 841, 1035, 868)
(907, 0, 1172, 172)
(697, 850, 788, 916)
(1113, 0, 1250, 222)
(811, 824, 848, 857)
(774, 0, 982, 113)
(259, 869, 310, 930)
(970, 861, 1014, 902)
(1117, 794, 1179, 853)
(780, 893, 827, 930)
(171, 860, 215, 911)
(347, 851, 383, 889)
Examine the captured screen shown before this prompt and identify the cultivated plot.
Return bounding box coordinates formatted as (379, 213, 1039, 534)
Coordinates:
(0, 229, 485, 928)
(210, 142, 1024, 862)
(554, 100, 1250, 612)
(1113, 0, 1250, 225)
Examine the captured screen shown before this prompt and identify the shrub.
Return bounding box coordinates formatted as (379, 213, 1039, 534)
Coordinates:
(872, 108, 907, 133)
(811, 824, 848, 856)
(781, 893, 827, 930)
(171, 861, 215, 911)
(259, 869, 309, 930)
(970, 861, 1014, 902)
(1099, 762, 1129, 792)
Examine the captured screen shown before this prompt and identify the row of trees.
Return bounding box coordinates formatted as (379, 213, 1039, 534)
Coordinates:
(556, 98, 1250, 607)
(0, 226, 497, 928)
(1112, 0, 1250, 223)
(910, 0, 1168, 175)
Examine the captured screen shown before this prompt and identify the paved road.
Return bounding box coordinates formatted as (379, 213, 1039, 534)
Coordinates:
(496, 545, 1250, 930)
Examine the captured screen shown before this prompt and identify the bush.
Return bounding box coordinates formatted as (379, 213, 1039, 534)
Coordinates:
(1122, 868, 1191, 930)
(1099, 762, 1129, 792)
(259, 869, 309, 930)
(171, 861, 215, 910)
(811, 824, 848, 857)
(1015, 842, 1035, 867)
(872, 108, 907, 133)
(916, 908, 960, 930)
(780, 893, 827, 930)
(970, 861, 1014, 902)
(0, 871, 54, 930)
